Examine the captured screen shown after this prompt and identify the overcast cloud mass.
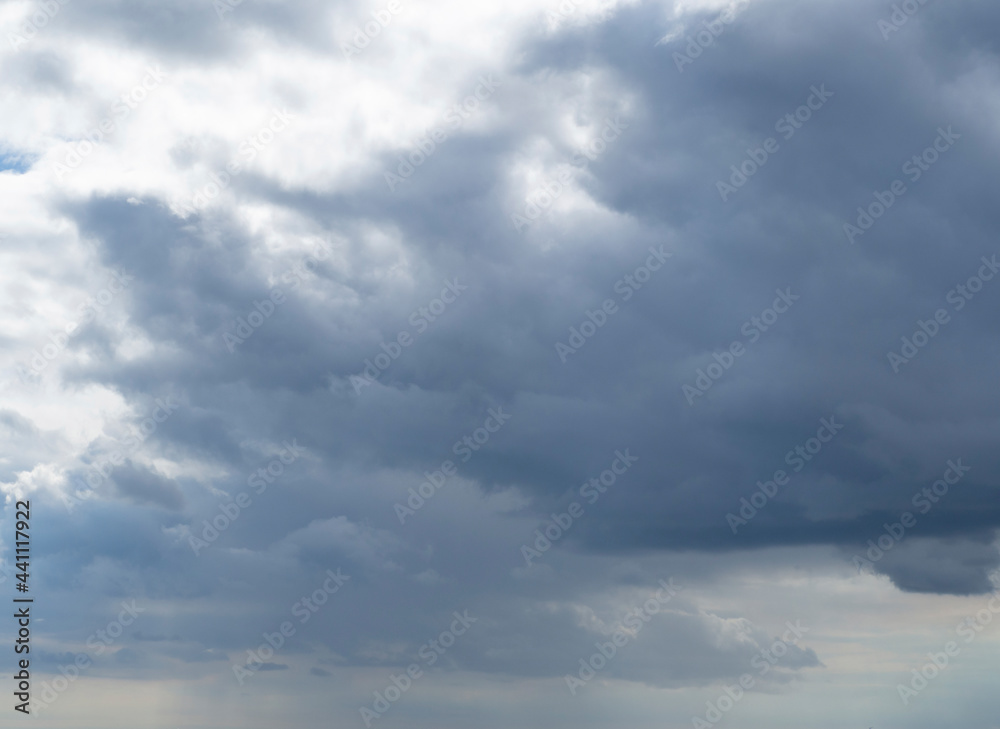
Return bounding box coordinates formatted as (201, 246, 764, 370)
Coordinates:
(2, 0, 1000, 727)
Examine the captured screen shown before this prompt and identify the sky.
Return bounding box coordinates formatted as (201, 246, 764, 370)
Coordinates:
(2, 0, 1000, 727)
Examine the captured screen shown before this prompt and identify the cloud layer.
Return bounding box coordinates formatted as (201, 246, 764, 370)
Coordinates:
(2, 0, 1000, 727)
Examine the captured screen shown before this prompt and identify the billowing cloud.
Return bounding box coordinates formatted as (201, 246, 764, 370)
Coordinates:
(2, 0, 1000, 727)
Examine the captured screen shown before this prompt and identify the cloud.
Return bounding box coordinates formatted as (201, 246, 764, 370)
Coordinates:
(3, 0, 1000, 726)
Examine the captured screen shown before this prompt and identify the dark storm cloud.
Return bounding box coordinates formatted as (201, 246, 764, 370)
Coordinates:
(26, 0, 1000, 704)
(111, 461, 185, 510)
(58, 0, 1000, 603)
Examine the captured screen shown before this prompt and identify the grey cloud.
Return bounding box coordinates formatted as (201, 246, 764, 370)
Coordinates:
(11, 4, 1000, 725)
(111, 461, 185, 510)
